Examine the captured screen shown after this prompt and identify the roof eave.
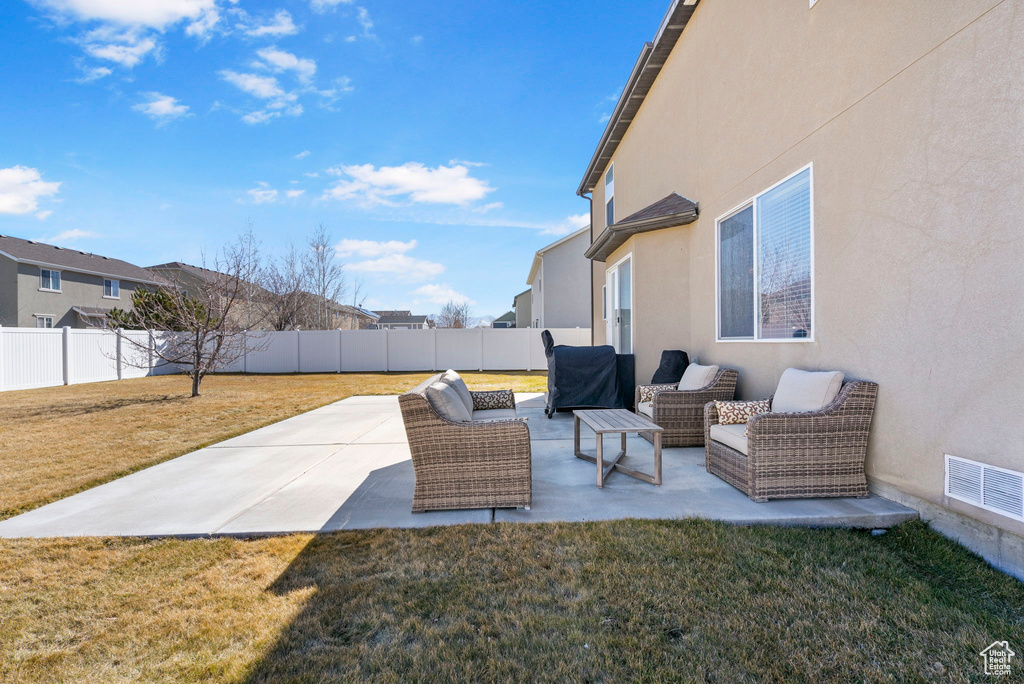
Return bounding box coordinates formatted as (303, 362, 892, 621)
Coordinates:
(584, 208, 698, 262)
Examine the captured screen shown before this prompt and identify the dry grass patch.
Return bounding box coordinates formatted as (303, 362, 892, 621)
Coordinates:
(0, 521, 1020, 683)
(0, 372, 546, 519)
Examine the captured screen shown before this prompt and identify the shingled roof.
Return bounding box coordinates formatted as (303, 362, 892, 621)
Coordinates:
(0, 234, 161, 284)
(585, 193, 698, 262)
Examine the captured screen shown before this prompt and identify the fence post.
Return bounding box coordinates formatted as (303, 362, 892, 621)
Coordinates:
(479, 328, 484, 372)
(295, 329, 301, 373)
(337, 328, 343, 373)
(526, 328, 532, 372)
(115, 329, 123, 380)
(383, 328, 389, 372)
(62, 326, 71, 385)
(432, 328, 438, 372)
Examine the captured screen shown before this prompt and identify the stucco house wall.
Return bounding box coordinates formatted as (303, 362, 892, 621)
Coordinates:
(514, 291, 532, 328)
(13, 262, 144, 328)
(532, 229, 591, 329)
(0, 256, 17, 326)
(586, 0, 1024, 573)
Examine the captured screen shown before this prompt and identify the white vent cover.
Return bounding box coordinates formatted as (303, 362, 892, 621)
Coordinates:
(945, 455, 1024, 521)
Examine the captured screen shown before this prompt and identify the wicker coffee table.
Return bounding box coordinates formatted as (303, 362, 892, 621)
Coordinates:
(573, 409, 664, 488)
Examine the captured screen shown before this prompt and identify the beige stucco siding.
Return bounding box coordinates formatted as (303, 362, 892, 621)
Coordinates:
(15, 264, 143, 328)
(0, 256, 17, 326)
(589, 0, 1024, 537)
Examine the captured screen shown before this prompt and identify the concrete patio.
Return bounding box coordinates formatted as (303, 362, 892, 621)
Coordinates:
(0, 393, 917, 538)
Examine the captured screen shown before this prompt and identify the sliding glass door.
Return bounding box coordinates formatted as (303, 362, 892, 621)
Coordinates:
(606, 255, 632, 354)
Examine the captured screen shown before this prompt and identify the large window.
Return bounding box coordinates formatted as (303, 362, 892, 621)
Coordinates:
(39, 269, 61, 292)
(716, 165, 813, 341)
(604, 164, 615, 226)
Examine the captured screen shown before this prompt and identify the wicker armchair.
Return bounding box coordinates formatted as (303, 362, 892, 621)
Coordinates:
(398, 379, 531, 513)
(704, 380, 878, 502)
(634, 369, 739, 447)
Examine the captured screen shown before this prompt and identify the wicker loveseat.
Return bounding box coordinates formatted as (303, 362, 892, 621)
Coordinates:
(398, 373, 531, 513)
(634, 368, 739, 447)
(704, 377, 879, 502)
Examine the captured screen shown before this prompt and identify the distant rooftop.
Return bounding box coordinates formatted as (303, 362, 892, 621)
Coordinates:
(0, 234, 160, 284)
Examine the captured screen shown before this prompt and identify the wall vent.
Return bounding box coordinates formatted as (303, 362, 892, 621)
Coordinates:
(945, 455, 1024, 522)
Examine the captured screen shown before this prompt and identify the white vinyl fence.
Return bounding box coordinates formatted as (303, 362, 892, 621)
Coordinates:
(0, 326, 590, 392)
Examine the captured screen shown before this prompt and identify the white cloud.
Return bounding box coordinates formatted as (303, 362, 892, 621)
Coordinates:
(244, 10, 298, 37)
(294, 150, 311, 159)
(185, 6, 220, 38)
(322, 162, 494, 207)
(540, 212, 590, 236)
(247, 185, 278, 203)
(413, 284, 475, 306)
(35, 0, 215, 30)
(0, 166, 61, 215)
(75, 65, 112, 82)
(220, 70, 288, 99)
(132, 92, 190, 125)
(254, 47, 316, 83)
(36, 210, 54, 220)
(335, 238, 416, 258)
(242, 110, 280, 124)
(86, 36, 157, 67)
(349, 254, 445, 282)
(448, 159, 486, 168)
(310, 0, 352, 12)
(411, 35, 423, 45)
(355, 7, 375, 39)
(285, 189, 305, 198)
(48, 228, 97, 241)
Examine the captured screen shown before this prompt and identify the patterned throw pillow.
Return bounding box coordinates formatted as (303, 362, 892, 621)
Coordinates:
(637, 383, 677, 404)
(714, 399, 771, 434)
(471, 389, 516, 411)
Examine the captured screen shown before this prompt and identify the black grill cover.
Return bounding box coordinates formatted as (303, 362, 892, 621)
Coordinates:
(651, 350, 689, 384)
(541, 330, 634, 414)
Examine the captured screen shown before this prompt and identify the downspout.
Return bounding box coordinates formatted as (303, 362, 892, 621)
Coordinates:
(578, 189, 594, 345)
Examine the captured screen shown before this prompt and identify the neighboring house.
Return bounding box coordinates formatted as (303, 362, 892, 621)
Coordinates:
(579, 0, 1024, 577)
(525, 226, 590, 329)
(372, 310, 430, 330)
(513, 289, 532, 328)
(492, 311, 516, 329)
(0, 234, 159, 328)
(331, 304, 380, 330)
(146, 261, 272, 330)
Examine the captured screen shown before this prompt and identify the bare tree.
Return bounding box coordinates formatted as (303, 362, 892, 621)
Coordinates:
(106, 232, 270, 397)
(434, 300, 472, 329)
(306, 224, 347, 329)
(350, 278, 368, 308)
(262, 243, 311, 331)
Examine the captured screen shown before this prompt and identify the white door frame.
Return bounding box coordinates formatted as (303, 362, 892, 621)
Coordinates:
(605, 252, 633, 353)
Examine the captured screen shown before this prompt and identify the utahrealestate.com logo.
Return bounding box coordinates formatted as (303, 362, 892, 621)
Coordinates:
(981, 641, 1015, 676)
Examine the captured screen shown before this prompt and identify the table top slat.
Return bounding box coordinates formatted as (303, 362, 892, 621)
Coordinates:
(574, 408, 663, 433)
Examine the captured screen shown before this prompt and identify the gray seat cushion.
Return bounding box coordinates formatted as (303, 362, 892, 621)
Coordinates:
(771, 368, 845, 413)
(637, 401, 654, 418)
(472, 408, 518, 422)
(678, 363, 719, 390)
(440, 369, 474, 413)
(424, 381, 473, 423)
(709, 423, 748, 455)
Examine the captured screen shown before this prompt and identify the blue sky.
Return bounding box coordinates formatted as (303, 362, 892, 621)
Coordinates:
(0, 0, 666, 318)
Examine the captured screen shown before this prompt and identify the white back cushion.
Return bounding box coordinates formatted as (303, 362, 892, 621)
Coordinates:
(425, 382, 473, 422)
(678, 363, 719, 390)
(440, 369, 474, 413)
(771, 368, 845, 413)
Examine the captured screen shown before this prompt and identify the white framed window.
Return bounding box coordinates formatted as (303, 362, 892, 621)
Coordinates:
(716, 164, 813, 342)
(103, 279, 120, 299)
(39, 269, 61, 292)
(35, 315, 54, 328)
(604, 164, 615, 226)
